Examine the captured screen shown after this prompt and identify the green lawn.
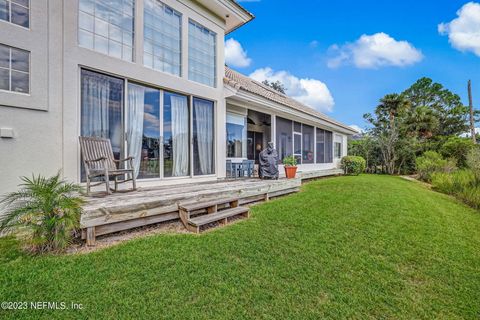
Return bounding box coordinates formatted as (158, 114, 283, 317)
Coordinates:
(1, 175, 479, 319)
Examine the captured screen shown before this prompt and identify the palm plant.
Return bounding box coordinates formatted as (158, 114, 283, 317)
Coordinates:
(0, 172, 84, 253)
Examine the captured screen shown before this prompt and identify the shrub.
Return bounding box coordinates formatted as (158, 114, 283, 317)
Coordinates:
(341, 156, 366, 175)
(458, 186, 480, 209)
(415, 151, 456, 182)
(282, 155, 297, 167)
(431, 172, 455, 194)
(466, 147, 480, 181)
(431, 169, 476, 195)
(0, 173, 84, 253)
(440, 137, 476, 168)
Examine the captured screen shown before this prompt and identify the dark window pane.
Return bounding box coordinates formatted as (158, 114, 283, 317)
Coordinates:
(12, 0, 28, 8)
(335, 142, 342, 158)
(302, 124, 314, 163)
(11, 70, 28, 93)
(325, 130, 333, 163)
(193, 97, 214, 175)
(11, 48, 29, 72)
(316, 128, 325, 163)
(294, 134, 301, 155)
(275, 117, 292, 163)
(0, 45, 9, 68)
(11, 3, 29, 28)
(164, 91, 189, 177)
(294, 121, 301, 132)
(0, 0, 9, 22)
(0, 68, 9, 90)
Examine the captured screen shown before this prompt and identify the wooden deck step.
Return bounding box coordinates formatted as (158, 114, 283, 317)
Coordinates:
(186, 206, 249, 233)
(179, 197, 239, 212)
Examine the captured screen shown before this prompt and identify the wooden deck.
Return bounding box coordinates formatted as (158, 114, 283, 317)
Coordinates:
(80, 168, 342, 241)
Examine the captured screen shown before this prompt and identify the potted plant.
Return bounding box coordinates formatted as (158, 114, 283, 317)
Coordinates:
(283, 155, 298, 179)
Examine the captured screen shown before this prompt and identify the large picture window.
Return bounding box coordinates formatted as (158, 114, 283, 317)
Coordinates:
(0, 0, 29, 28)
(144, 0, 181, 76)
(78, 0, 135, 61)
(193, 98, 215, 175)
(188, 20, 216, 87)
(226, 112, 246, 158)
(0, 43, 29, 93)
(81, 69, 215, 180)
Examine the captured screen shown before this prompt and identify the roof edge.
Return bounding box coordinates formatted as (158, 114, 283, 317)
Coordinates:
(224, 0, 255, 34)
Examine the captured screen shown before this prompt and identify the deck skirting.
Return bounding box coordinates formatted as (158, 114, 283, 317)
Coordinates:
(80, 168, 342, 241)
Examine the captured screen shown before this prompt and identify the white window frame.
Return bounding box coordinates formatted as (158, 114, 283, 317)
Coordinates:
(77, 0, 135, 61)
(0, 0, 30, 29)
(0, 43, 30, 94)
(188, 19, 217, 87)
(143, 0, 182, 76)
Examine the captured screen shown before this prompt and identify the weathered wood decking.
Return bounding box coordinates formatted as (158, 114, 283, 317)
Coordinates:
(80, 168, 342, 241)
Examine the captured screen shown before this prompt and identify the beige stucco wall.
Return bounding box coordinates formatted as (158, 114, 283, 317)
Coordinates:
(0, 0, 229, 194)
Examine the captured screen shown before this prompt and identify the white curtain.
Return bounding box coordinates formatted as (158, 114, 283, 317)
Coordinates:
(81, 73, 110, 138)
(194, 99, 214, 175)
(171, 95, 189, 176)
(127, 84, 145, 178)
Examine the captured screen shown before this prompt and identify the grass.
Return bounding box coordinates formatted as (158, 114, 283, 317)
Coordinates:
(0, 175, 479, 319)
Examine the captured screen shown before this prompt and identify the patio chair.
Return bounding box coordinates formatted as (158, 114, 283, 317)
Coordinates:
(79, 136, 136, 196)
(238, 160, 254, 178)
(226, 160, 235, 179)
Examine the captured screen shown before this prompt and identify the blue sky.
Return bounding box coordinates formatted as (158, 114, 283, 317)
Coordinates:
(226, 0, 480, 131)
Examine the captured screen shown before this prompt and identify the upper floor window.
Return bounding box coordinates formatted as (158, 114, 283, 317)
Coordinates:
(78, 0, 135, 61)
(0, 0, 29, 28)
(0, 43, 29, 93)
(144, 0, 181, 76)
(188, 20, 216, 87)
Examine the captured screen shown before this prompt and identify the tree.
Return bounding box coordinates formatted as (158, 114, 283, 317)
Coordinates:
(402, 77, 469, 137)
(262, 80, 286, 94)
(364, 94, 410, 174)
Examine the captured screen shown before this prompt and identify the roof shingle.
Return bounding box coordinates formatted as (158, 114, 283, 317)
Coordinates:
(224, 67, 356, 133)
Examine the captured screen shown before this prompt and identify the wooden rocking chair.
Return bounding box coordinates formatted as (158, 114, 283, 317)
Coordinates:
(79, 136, 137, 196)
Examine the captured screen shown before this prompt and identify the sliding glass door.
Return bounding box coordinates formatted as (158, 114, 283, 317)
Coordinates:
(127, 83, 161, 179)
(163, 92, 189, 177)
(81, 69, 215, 181)
(193, 97, 215, 175)
(81, 69, 124, 159)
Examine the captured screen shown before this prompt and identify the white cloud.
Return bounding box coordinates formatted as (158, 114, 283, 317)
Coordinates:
(225, 38, 252, 68)
(438, 2, 480, 56)
(349, 124, 364, 133)
(249, 67, 335, 112)
(327, 32, 423, 69)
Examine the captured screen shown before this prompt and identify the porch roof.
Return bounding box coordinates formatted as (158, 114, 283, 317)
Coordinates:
(224, 67, 358, 135)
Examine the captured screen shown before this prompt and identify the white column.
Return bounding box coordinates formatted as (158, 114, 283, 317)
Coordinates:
(271, 114, 276, 148)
